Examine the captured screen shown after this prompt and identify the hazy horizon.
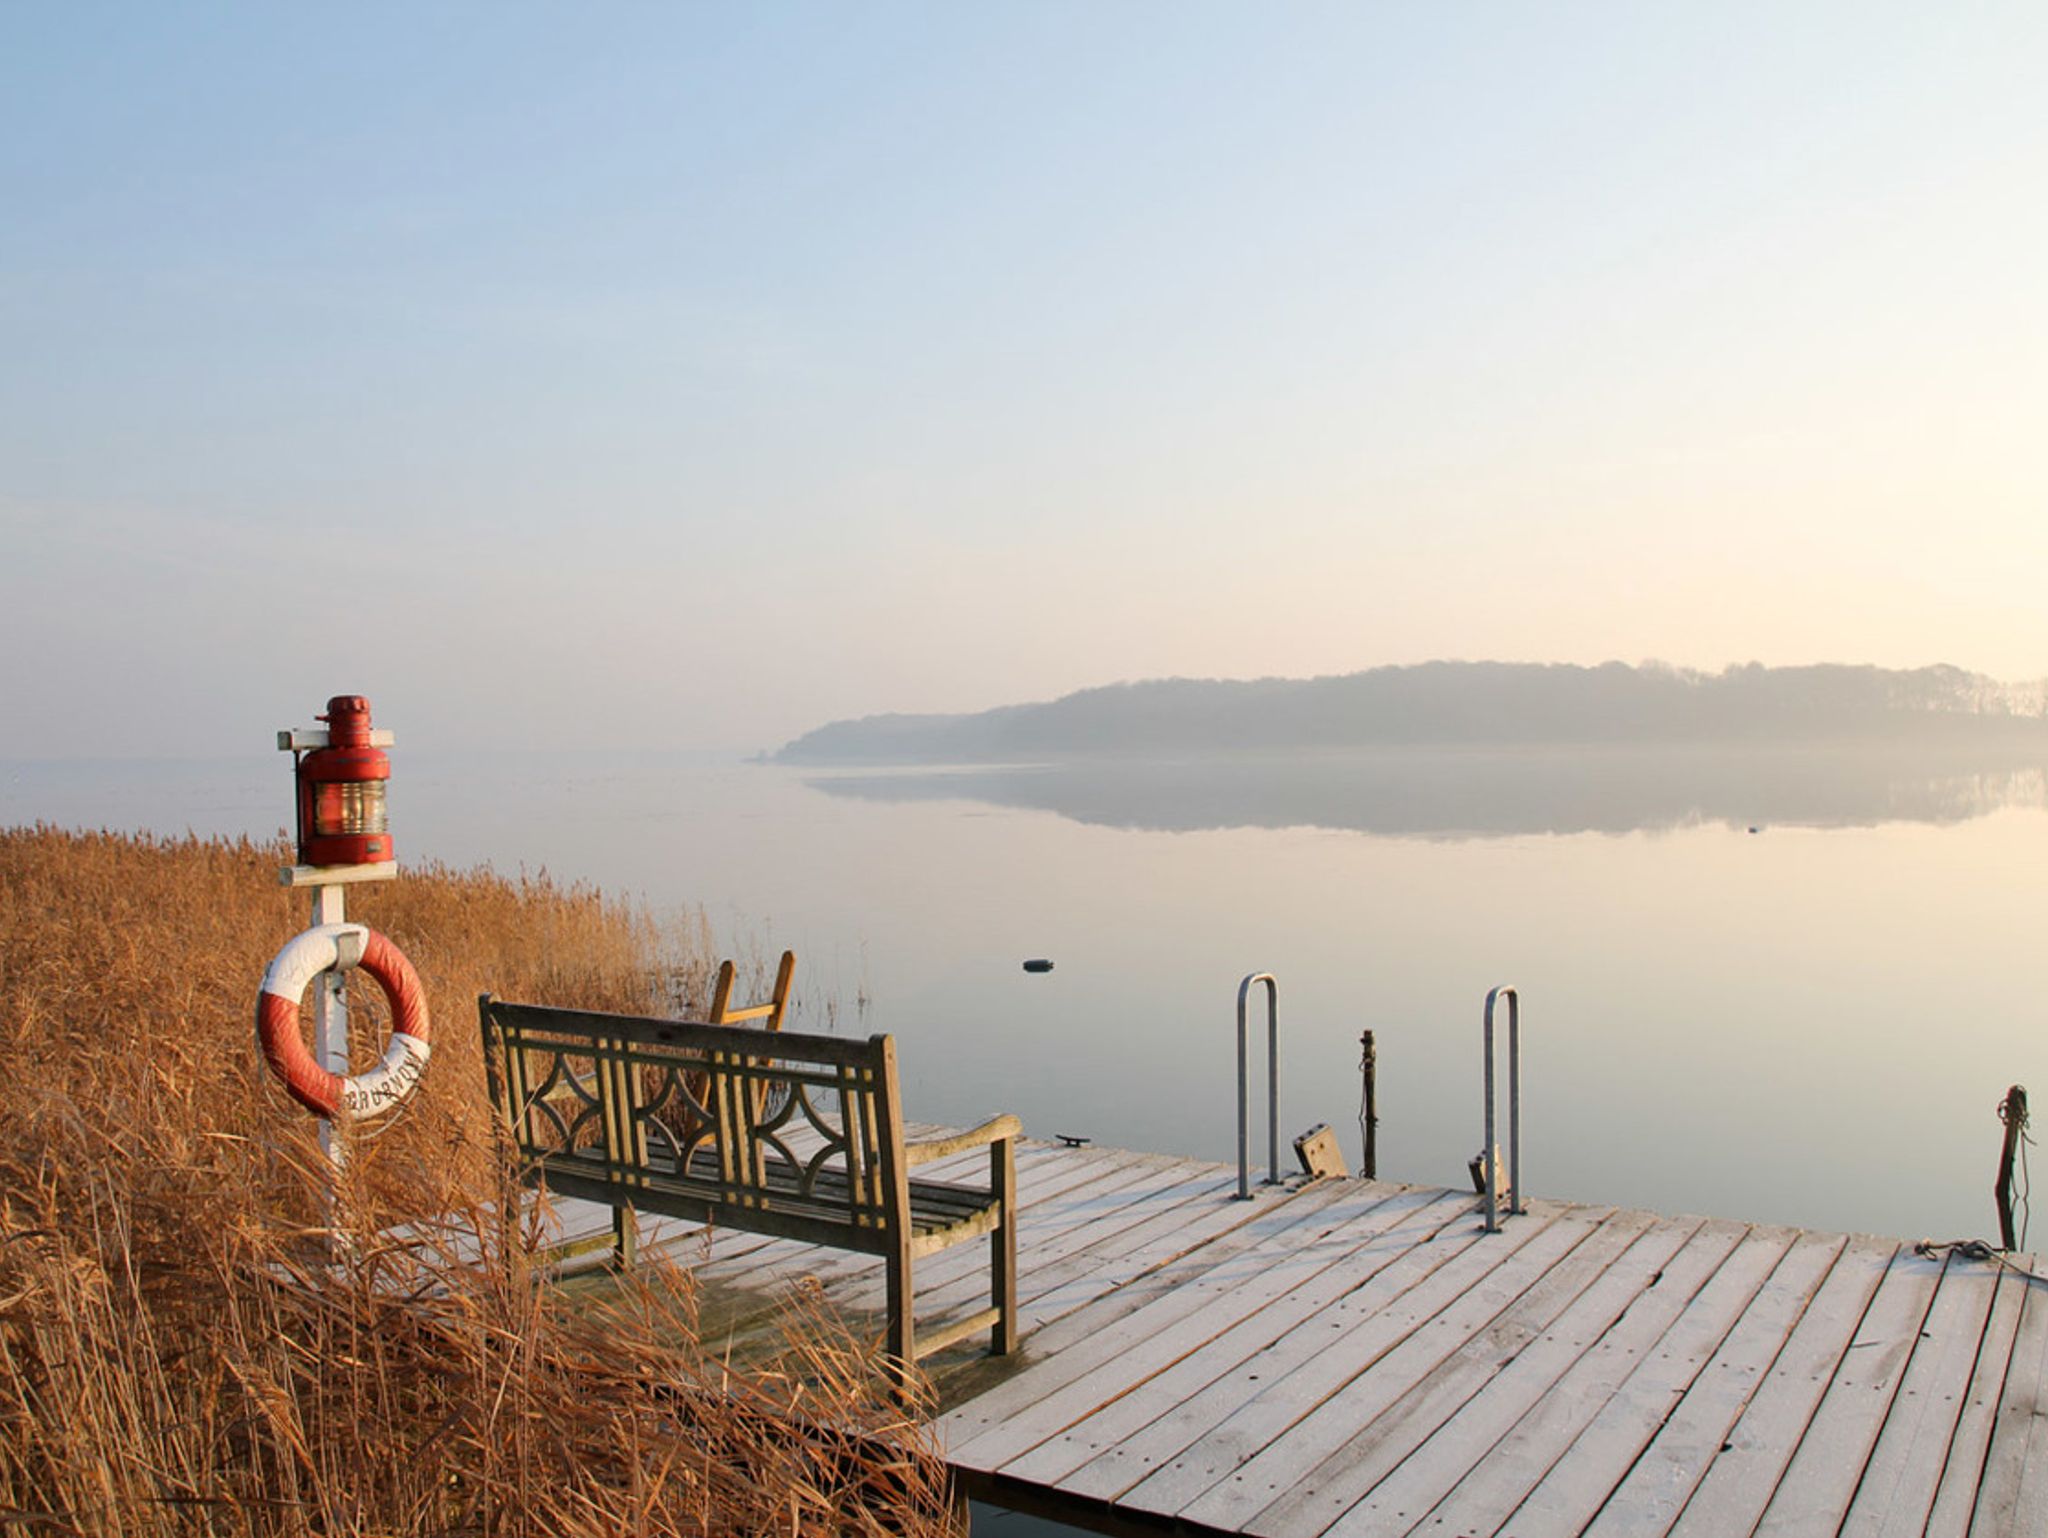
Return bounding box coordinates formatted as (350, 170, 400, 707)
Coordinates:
(4, 5, 2046, 758)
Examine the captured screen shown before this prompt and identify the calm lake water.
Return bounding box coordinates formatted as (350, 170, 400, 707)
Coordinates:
(9, 743, 2046, 1247)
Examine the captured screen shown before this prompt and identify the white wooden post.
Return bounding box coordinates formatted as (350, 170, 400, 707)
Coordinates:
(313, 881, 347, 1170)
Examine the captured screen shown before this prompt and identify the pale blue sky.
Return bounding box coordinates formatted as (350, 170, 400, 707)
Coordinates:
(3, 4, 2043, 755)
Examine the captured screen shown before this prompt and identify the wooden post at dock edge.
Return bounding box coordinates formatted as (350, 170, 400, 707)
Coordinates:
(1997, 1084, 2029, 1252)
(1360, 1030, 1378, 1181)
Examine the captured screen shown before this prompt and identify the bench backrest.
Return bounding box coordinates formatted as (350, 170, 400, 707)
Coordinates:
(479, 996, 909, 1236)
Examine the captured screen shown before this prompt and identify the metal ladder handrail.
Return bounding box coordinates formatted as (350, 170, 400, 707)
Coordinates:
(1236, 972, 1279, 1199)
(1482, 984, 1522, 1233)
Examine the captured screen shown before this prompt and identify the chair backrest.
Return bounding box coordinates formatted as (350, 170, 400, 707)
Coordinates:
(479, 997, 906, 1229)
(707, 949, 795, 1031)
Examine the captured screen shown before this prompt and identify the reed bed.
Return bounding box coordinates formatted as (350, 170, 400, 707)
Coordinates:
(0, 826, 956, 1536)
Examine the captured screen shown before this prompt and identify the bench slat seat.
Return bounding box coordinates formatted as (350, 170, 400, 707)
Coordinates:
(480, 994, 1019, 1373)
(534, 1145, 1008, 1252)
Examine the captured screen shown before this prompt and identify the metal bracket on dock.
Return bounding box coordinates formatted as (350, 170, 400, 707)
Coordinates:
(1481, 984, 1523, 1233)
(1236, 972, 1280, 1199)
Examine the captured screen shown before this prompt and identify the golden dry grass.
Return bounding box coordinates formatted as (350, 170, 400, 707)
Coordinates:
(0, 825, 957, 1536)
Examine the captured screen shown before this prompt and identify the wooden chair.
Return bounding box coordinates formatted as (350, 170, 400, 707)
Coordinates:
(685, 948, 792, 1127)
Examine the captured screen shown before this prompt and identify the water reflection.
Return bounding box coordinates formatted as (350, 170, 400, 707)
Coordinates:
(805, 746, 2048, 837)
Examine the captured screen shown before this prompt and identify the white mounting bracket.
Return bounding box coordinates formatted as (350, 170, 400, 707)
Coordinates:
(278, 862, 400, 888)
(278, 727, 396, 751)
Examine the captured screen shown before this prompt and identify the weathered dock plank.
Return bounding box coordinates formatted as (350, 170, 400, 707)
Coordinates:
(1210, 1205, 1627, 1535)
(1752, 1249, 1945, 1535)
(1408, 1222, 1793, 1538)
(1586, 1229, 1845, 1536)
(1926, 1260, 2029, 1537)
(1967, 1264, 2048, 1538)
(1071, 1189, 1485, 1517)
(525, 1133, 2045, 1536)
(1845, 1249, 2004, 1538)
(1184, 1202, 1591, 1535)
(1344, 1215, 1713, 1536)
(945, 1184, 1458, 1469)
(1664, 1233, 1896, 1537)
(1004, 1191, 1558, 1497)
(1500, 1224, 1810, 1538)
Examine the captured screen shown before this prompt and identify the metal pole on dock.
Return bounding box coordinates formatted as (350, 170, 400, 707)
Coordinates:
(1236, 973, 1279, 1199)
(1482, 985, 1521, 1233)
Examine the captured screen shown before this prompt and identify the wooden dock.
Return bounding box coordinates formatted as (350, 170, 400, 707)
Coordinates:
(545, 1134, 2048, 1536)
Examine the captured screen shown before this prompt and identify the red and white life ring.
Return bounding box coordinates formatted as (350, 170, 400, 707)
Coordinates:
(256, 922, 432, 1119)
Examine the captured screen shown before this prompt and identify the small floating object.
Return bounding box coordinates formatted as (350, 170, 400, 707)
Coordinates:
(1023, 958, 1055, 973)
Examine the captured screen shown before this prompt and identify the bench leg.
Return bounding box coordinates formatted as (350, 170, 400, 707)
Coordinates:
(991, 1137, 1017, 1356)
(885, 1241, 915, 1392)
(612, 1203, 637, 1270)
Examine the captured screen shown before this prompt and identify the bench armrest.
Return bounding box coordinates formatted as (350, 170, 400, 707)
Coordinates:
(905, 1114, 1022, 1168)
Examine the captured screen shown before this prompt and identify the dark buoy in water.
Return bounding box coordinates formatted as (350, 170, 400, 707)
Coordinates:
(1022, 958, 1054, 974)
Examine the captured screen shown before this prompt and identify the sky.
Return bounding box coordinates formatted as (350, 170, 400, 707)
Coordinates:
(3, 3, 2045, 758)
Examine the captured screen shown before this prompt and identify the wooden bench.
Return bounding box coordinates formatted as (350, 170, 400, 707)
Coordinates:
(479, 994, 1020, 1370)
(526, 951, 796, 1255)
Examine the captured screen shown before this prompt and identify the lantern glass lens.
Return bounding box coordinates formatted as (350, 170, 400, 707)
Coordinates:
(313, 780, 388, 836)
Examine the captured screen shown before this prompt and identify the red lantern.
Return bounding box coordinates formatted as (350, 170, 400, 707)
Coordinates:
(295, 695, 393, 867)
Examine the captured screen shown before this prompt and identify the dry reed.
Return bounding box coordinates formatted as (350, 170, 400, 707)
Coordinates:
(0, 826, 956, 1536)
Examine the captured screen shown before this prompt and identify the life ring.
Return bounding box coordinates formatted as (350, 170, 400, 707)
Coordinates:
(256, 922, 432, 1118)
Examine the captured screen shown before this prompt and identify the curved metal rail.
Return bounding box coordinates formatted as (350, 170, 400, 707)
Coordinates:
(1237, 972, 1279, 1199)
(1482, 984, 1522, 1233)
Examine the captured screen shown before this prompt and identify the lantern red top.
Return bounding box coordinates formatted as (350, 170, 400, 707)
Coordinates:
(318, 695, 375, 748)
(296, 695, 393, 867)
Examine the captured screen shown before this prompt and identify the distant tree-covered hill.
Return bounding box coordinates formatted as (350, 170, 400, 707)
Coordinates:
(774, 661, 2048, 764)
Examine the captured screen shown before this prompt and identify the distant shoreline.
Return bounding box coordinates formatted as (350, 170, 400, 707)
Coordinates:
(776, 660, 2048, 766)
